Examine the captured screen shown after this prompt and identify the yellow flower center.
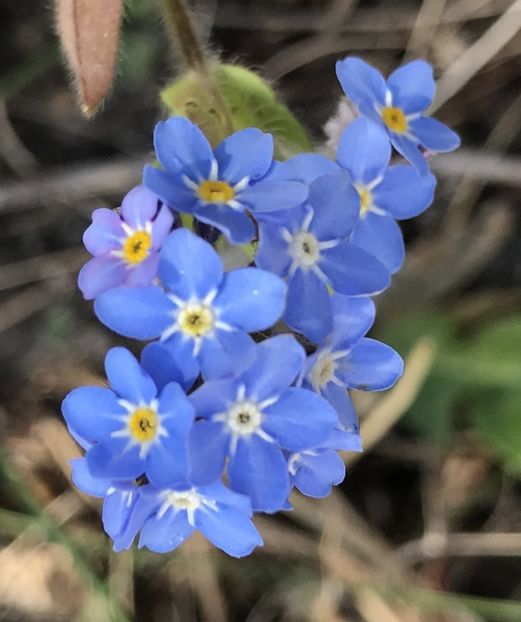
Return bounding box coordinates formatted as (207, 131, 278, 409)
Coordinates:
(198, 180, 235, 203)
(178, 304, 214, 337)
(123, 231, 152, 265)
(129, 407, 158, 441)
(381, 106, 408, 134)
(357, 186, 373, 216)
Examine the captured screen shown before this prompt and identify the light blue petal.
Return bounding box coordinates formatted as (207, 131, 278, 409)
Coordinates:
(199, 330, 256, 380)
(335, 57, 387, 107)
(158, 228, 223, 298)
(350, 212, 405, 275)
(188, 421, 229, 484)
(409, 116, 461, 153)
(87, 438, 143, 480)
(123, 254, 159, 288)
(195, 505, 263, 557)
(111, 490, 157, 551)
(105, 347, 157, 403)
(143, 165, 197, 213)
(293, 449, 345, 498)
(214, 268, 287, 331)
(198, 481, 252, 515)
(241, 335, 305, 402)
(255, 224, 291, 276)
(308, 172, 360, 239)
(140, 342, 198, 392)
(83, 208, 123, 256)
(391, 135, 429, 175)
(62, 387, 123, 442)
(320, 242, 390, 295)
(337, 117, 391, 184)
(228, 435, 289, 513)
(70, 458, 111, 498)
(238, 179, 308, 213)
(146, 434, 190, 488)
(103, 489, 139, 542)
(387, 60, 435, 112)
(189, 378, 237, 418)
(263, 388, 337, 450)
(154, 116, 213, 178)
(268, 153, 339, 184)
(323, 383, 359, 433)
(330, 294, 375, 348)
(337, 337, 404, 391)
(139, 509, 194, 553)
(78, 256, 127, 301)
(194, 203, 256, 244)
(120, 185, 159, 229)
(94, 286, 173, 340)
(320, 427, 362, 452)
(285, 269, 332, 343)
(151, 204, 174, 249)
(214, 128, 273, 184)
(374, 165, 436, 219)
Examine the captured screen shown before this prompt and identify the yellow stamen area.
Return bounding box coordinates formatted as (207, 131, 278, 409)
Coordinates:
(381, 106, 408, 134)
(357, 187, 373, 216)
(198, 180, 235, 204)
(178, 304, 214, 337)
(129, 407, 158, 442)
(123, 231, 152, 265)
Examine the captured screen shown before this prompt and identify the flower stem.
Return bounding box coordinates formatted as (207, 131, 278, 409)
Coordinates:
(161, 0, 207, 72)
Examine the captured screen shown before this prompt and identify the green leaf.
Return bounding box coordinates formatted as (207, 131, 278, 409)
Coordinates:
(381, 311, 456, 356)
(160, 63, 312, 157)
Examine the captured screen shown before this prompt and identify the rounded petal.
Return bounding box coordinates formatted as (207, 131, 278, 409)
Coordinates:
(214, 128, 273, 184)
(123, 254, 159, 288)
(70, 458, 111, 498)
(87, 438, 143, 480)
(198, 481, 252, 515)
(374, 165, 436, 219)
(228, 436, 289, 513)
(194, 203, 256, 244)
(322, 383, 359, 433)
(391, 134, 429, 175)
(268, 153, 339, 184)
(146, 434, 190, 488)
(83, 208, 123, 256)
(105, 347, 157, 403)
(255, 224, 291, 276)
(199, 329, 256, 380)
(263, 388, 337, 450)
(154, 116, 213, 178)
(215, 268, 287, 331)
(196, 505, 263, 557)
(320, 426, 362, 452)
(293, 449, 345, 497)
(103, 489, 139, 543)
(189, 378, 236, 419)
(143, 165, 197, 214)
(308, 172, 360, 239)
(139, 509, 194, 553)
(330, 294, 376, 348)
(337, 117, 391, 184)
(284, 270, 333, 343)
(78, 256, 128, 301)
(62, 387, 123, 442)
(387, 60, 435, 112)
(95, 286, 173, 340)
(335, 57, 387, 107)
(350, 212, 405, 275)
(337, 337, 404, 391)
(120, 185, 159, 229)
(151, 204, 175, 248)
(238, 180, 308, 213)
(409, 116, 461, 153)
(188, 421, 230, 484)
(141, 342, 198, 392)
(158, 228, 223, 298)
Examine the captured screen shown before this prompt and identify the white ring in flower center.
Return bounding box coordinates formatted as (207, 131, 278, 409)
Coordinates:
(226, 400, 263, 435)
(289, 231, 321, 267)
(308, 349, 348, 393)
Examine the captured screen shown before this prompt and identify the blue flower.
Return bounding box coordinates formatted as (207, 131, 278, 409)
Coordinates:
(78, 186, 173, 300)
(288, 429, 361, 499)
(188, 335, 338, 512)
(256, 172, 390, 342)
(336, 57, 460, 174)
(94, 228, 287, 380)
(143, 117, 308, 244)
(62, 347, 194, 487)
(302, 294, 404, 426)
(337, 117, 436, 273)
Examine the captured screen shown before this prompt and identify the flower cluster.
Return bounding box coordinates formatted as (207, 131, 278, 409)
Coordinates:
(63, 57, 459, 557)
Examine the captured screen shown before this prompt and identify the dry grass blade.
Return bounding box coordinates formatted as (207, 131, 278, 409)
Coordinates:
(55, 0, 123, 116)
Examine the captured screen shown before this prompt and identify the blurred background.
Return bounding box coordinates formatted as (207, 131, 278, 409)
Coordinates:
(0, 0, 521, 620)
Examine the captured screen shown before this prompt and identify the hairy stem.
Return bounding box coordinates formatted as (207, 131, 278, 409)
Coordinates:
(161, 0, 207, 72)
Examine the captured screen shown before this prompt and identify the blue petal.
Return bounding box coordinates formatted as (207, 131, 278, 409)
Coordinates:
(140, 342, 198, 392)
(151, 204, 174, 249)
(374, 164, 436, 219)
(195, 505, 263, 557)
(255, 224, 291, 276)
(105, 347, 157, 404)
(285, 270, 332, 343)
(241, 335, 305, 402)
(337, 117, 391, 184)
(111, 490, 157, 551)
(215, 268, 287, 331)
(143, 166, 197, 214)
(78, 256, 128, 301)
(336, 57, 387, 107)
(95, 286, 173, 340)
(323, 383, 359, 433)
(321, 426, 362, 452)
(238, 180, 308, 213)
(293, 449, 345, 498)
(199, 330, 256, 380)
(194, 203, 256, 244)
(320, 242, 390, 295)
(228, 435, 290, 513)
(198, 481, 252, 515)
(190, 378, 237, 418)
(268, 153, 339, 184)
(214, 128, 273, 184)
(391, 135, 429, 175)
(139, 508, 194, 553)
(350, 212, 405, 275)
(70, 458, 111, 498)
(387, 60, 435, 112)
(146, 434, 190, 488)
(330, 294, 376, 348)
(120, 186, 159, 229)
(188, 421, 230, 484)
(263, 388, 337, 450)
(409, 116, 461, 153)
(158, 228, 223, 299)
(62, 387, 123, 442)
(154, 116, 213, 178)
(87, 438, 143, 480)
(337, 337, 404, 391)
(308, 172, 360, 239)
(83, 208, 123, 256)
(103, 489, 139, 543)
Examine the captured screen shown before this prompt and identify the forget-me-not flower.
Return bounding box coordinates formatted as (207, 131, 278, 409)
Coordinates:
(336, 57, 460, 174)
